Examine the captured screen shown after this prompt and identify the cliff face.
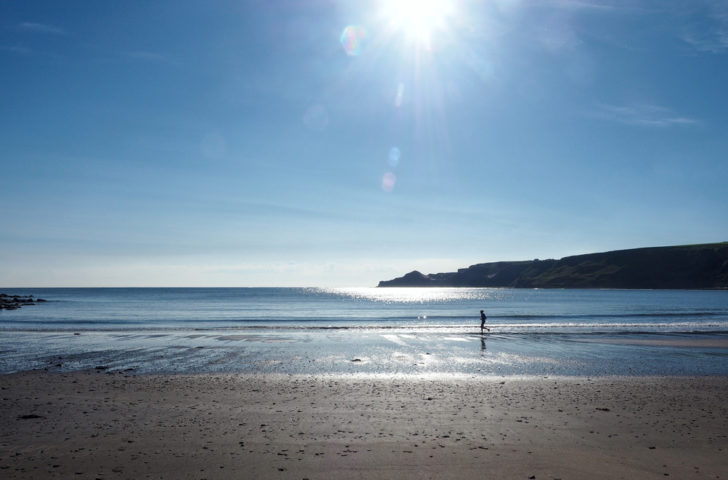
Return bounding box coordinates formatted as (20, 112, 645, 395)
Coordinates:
(378, 242, 728, 289)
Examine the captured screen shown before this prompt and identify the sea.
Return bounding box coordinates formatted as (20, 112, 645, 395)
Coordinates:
(1, 287, 727, 377)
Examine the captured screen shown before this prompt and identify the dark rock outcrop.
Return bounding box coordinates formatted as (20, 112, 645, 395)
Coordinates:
(378, 242, 728, 289)
(0, 293, 47, 310)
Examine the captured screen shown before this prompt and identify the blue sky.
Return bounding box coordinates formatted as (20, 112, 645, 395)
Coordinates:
(1, 0, 727, 287)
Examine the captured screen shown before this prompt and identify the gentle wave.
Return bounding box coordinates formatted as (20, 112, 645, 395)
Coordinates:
(3, 321, 728, 334)
(3, 311, 724, 323)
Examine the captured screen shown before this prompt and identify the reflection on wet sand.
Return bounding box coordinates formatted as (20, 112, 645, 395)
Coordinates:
(1, 329, 727, 376)
(581, 335, 728, 349)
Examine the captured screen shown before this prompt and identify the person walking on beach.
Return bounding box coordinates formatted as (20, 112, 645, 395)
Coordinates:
(480, 310, 490, 333)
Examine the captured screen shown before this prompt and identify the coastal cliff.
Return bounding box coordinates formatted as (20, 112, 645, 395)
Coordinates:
(378, 242, 728, 289)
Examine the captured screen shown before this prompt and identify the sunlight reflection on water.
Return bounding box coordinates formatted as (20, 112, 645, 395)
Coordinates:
(325, 287, 501, 303)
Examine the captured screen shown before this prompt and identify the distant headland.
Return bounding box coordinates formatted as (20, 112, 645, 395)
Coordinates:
(378, 242, 728, 289)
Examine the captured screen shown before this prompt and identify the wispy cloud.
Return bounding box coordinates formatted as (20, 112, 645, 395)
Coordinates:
(592, 103, 698, 127)
(18, 22, 66, 35)
(548, 0, 617, 12)
(680, 1, 728, 53)
(532, 1, 653, 54)
(682, 24, 728, 53)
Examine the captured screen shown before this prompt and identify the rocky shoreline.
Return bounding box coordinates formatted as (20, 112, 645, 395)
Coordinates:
(0, 293, 46, 311)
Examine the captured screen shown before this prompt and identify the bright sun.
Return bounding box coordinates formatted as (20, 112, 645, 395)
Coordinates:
(381, 0, 456, 47)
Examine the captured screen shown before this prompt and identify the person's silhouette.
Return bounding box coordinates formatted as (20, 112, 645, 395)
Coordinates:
(480, 310, 490, 333)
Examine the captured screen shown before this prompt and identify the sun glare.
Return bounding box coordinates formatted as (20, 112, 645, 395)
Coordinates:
(381, 0, 456, 47)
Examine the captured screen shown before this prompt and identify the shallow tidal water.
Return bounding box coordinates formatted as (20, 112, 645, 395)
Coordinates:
(1, 287, 727, 376)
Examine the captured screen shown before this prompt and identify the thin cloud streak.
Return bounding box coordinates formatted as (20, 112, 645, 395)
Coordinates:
(591, 103, 699, 128)
(18, 22, 66, 35)
(545, 0, 655, 14)
(0, 45, 32, 55)
(548, 0, 617, 11)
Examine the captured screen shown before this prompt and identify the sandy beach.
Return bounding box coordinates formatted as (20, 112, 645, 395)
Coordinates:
(1, 372, 727, 479)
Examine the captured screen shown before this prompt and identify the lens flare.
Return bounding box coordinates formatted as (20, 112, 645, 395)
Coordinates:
(388, 147, 401, 167)
(382, 171, 397, 192)
(394, 82, 405, 107)
(340, 25, 367, 56)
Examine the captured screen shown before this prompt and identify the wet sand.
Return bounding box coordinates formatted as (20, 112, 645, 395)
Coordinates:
(581, 336, 728, 349)
(2, 372, 727, 479)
